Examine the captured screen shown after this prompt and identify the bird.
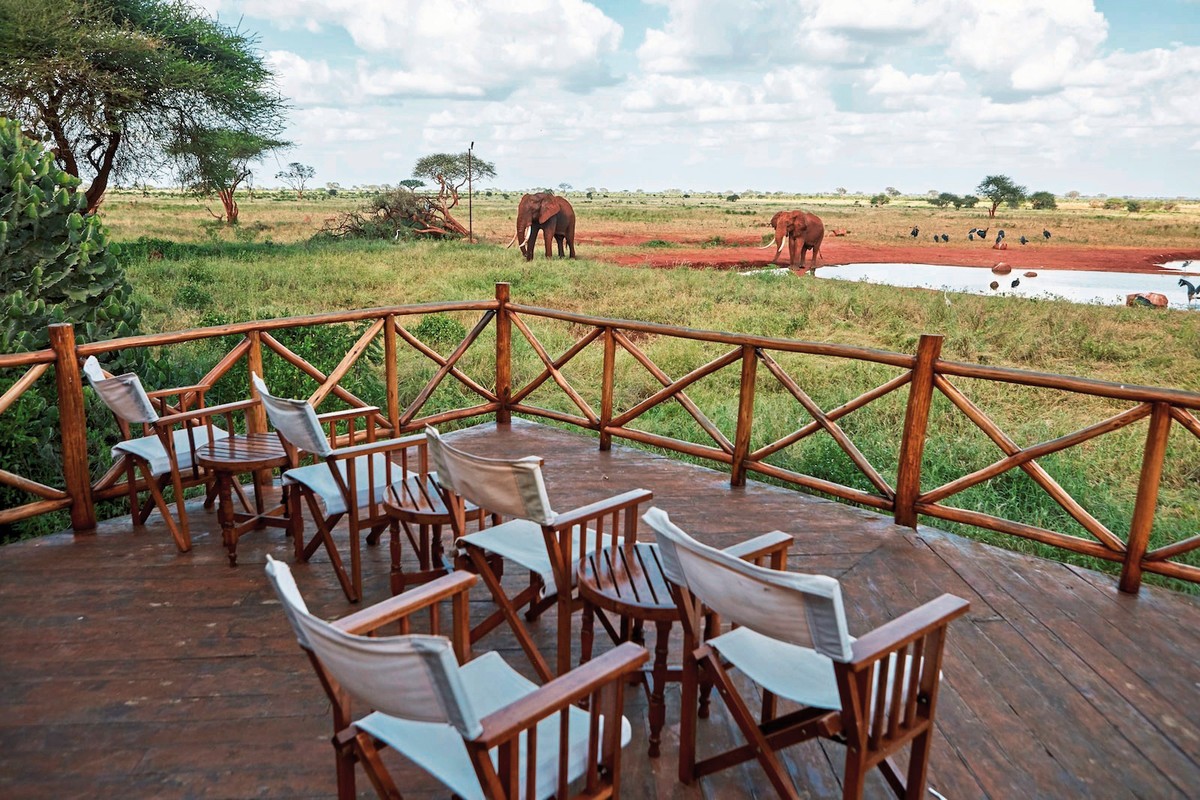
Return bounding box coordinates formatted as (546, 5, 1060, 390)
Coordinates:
(977, 227, 989, 239)
(932, 234, 938, 241)
(998, 229, 1006, 239)
(1043, 228, 1052, 239)
(1019, 235, 1029, 245)
(1011, 278, 1021, 288)
(968, 232, 975, 241)
(994, 231, 1005, 245)
(1180, 278, 1198, 303)
(1183, 259, 1193, 268)
(911, 226, 920, 237)
(941, 233, 949, 242)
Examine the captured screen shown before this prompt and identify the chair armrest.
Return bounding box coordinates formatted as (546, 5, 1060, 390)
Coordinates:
(550, 488, 654, 531)
(474, 642, 649, 747)
(145, 383, 209, 400)
(848, 594, 969, 668)
(316, 406, 382, 423)
(329, 432, 427, 461)
(155, 398, 259, 429)
(721, 530, 792, 564)
(334, 571, 478, 635)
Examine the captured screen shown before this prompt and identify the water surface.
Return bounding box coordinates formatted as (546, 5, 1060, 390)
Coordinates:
(810, 263, 1200, 310)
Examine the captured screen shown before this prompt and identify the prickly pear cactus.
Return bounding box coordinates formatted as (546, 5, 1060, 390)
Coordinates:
(0, 117, 141, 352)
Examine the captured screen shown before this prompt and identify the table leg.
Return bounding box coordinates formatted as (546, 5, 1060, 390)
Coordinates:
(216, 473, 237, 567)
(649, 620, 671, 758)
(581, 602, 596, 665)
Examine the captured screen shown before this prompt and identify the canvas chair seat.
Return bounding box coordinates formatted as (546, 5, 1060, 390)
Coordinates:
(112, 425, 229, 478)
(356, 651, 632, 800)
(458, 519, 619, 598)
(282, 452, 405, 517)
(709, 626, 919, 716)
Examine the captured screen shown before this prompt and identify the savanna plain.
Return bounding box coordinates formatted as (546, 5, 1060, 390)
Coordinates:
(89, 191, 1200, 589)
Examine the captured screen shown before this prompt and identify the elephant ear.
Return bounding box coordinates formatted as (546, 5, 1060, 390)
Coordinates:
(537, 197, 562, 225)
(770, 211, 784, 227)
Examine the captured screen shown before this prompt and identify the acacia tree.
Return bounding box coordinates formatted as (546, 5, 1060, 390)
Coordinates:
(411, 151, 496, 236)
(976, 175, 1027, 218)
(0, 0, 286, 212)
(276, 162, 314, 199)
(168, 128, 285, 224)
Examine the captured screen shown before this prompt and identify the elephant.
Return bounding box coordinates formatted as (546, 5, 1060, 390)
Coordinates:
(763, 210, 824, 272)
(506, 192, 576, 261)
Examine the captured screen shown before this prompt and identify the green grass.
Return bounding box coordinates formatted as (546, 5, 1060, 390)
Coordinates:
(8, 189, 1199, 592)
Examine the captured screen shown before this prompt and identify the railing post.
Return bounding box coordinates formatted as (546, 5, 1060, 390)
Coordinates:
(245, 330, 275, 486)
(246, 330, 268, 433)
(600, 327, 615, 450)
(894, 334, 943, 528)
(1120, 402, 1171, 594)
(49, 323, 96, 534)
(731, 345, 757, 486)
(495, 282, 512, 424)
(384, 314, 399, 432)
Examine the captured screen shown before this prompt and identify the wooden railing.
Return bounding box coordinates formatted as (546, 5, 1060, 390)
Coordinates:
(2, 283, 1198, 594)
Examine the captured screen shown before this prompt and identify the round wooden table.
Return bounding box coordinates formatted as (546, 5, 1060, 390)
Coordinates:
(196, 433, 291, 566)
(382, 474, 488, 595)
(577, 541, 680, 758)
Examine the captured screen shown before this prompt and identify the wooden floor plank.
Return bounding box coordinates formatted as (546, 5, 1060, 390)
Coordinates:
(1, 419, 1198, 799)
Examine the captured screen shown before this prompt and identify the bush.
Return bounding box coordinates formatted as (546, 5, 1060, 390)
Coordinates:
(0, 117, 142, 540)
(869, 193, 890, 206)
(929, 192, 959, 208)
(725, 194, 739, 202)
(1125, 199, 1141, 212)
(959, 195, 980, 209)
(0, 118, 140, 351)
(1103, 198, 1126, 210)
(1029, 191, 1058, 210)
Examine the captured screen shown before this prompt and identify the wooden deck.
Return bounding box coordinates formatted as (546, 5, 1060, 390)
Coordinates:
(1, 419, 1197, 798)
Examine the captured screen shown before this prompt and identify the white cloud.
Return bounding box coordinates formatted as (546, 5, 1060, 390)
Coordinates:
(240, 0, 621, 99)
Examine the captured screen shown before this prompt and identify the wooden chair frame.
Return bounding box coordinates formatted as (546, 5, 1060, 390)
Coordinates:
(272, 405, 426, 603)
(665, 542, 969, 798)
(286, 569, 650, 799)
(444, 481, 654, 684)
(88, 362, 258, 551)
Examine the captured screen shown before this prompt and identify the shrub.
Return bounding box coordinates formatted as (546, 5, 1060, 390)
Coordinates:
(725, 194, 740, 202)
(0, 118, 140, 351)
(869, 193, 890, 206)
(1029, 191, 1058, 210)
(0, 117, 142, 540)
(1103, 198, 1125, 210)
(1125, 199, 1141, 212)
(410, 314, 467, 346)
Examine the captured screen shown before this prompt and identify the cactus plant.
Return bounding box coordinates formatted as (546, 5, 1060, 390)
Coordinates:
(0, 117, 141, 352)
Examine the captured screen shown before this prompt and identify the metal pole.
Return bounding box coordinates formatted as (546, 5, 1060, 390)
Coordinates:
(468, 141, 474, 243)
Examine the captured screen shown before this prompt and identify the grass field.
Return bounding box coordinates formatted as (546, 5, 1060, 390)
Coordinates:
(81, 191, 1200, 589)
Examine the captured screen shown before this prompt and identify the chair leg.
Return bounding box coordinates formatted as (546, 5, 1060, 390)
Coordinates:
(703, 650, 800, 799)
(141, 463, 191, 552)
(841, 745, 869, 800)
(352, 732, 402, 800)
(467, 545, 553, 683)
(556, 592, 573, 677)
(167, 461, 193, 551)
(125, 461, 142, 526)
(679, 634, 700, 784)
(303, 493, 356, 602)
(903, 727, 934, 798)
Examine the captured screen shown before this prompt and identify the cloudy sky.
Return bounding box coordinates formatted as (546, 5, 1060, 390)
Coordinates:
(197, 0, 1200, 197)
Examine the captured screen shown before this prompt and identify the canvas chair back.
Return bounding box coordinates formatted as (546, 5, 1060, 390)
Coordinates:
(264, 556, 483, 739)
(425, 426, 555, 525)
(252, 373, 334, 457)
(82, 356, 159, 425)
(643, 507, 853, 662)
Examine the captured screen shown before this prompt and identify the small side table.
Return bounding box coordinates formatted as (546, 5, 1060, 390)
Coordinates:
(382, 474, 488, 595)
(577, 541, 683, 758)
(197, 433, 291, 566)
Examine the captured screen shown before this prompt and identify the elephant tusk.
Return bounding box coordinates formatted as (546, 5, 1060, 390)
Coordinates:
(505, 233, 518, 249)
(522, 227, 532, 245)
(774, 235, 789, 258)
(758, 239, 778, 249)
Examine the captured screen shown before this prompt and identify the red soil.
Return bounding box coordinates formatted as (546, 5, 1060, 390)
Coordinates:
(590, 231, 1199, 275)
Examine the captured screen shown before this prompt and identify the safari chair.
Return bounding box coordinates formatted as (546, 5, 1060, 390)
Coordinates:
(264, 555, 648, 799)
(82, 355, 247, 552)
(425, 426, 653, 683)
(253, 373, 426, 603)
(643, 507, 969, 799)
